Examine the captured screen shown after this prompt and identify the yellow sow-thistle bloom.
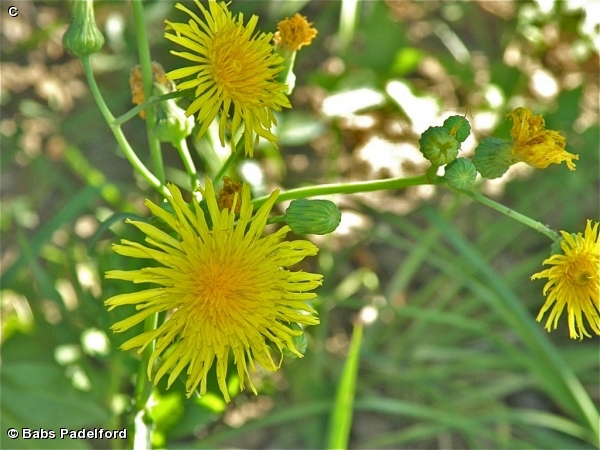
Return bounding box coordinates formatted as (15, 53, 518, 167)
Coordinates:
(531, 220, 600, 340)
(164, 0, 291, 157)
(508, 107, 579, 170)
(274, 13, 318, 52)
(105, 180, 322, 401)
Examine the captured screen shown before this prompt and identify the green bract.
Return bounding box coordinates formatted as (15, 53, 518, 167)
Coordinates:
(281, 323, 308, 358)
(419, 126, 460, 165)
(472, 137, 516, 179)
(443, 115, 471, 142)
(153, 94, 195, 145)
(285, 199, 341, 235)
(444, 158, 477, 189)
(63, 0, 104, 58)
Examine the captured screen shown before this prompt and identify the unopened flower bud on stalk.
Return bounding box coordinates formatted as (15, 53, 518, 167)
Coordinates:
(442, 115, 471, 143)
(444, 158, 477, 189)
(285, 199, 341, 235)
(419, 126, 461, 166)
(63, 0, 104, 58)
(153, 89, 194, 144)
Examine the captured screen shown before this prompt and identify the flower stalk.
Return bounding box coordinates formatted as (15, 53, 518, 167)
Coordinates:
(131, 0, 165, 185)
(81, 56, 169, 198)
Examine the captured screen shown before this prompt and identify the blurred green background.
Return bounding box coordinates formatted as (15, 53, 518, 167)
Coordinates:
(1, 1, 598, 449)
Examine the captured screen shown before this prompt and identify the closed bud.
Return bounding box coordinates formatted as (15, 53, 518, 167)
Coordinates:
(63, 0, 104, 58)
(444, 158, 477, 189)
(419, 126, 460, 166)
(443, 115, 471, 143)
(153, 95, 194, 144)
(285, 199, 341, 235)
(472, 137, 516, 179)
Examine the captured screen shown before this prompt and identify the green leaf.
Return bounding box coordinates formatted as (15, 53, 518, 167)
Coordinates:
(326, 322, 363, 450)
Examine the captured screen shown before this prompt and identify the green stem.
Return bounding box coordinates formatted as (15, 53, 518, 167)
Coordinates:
(174, 139, 199, 191)
(81, 56, 169, 198)
(267, 214, 286, 225)
(131, 311, 158, 449)
(134, 313, 158, 410)
(112, 91, 183, 127)
(212, 139, 244, 183)
(131, 0, 165, 185)
(448, 185, 559, 242)
(252, 174, 442, 208)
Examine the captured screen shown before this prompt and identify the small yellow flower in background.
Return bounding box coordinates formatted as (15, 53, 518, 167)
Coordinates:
(531, 220, 600, 340)
(274, 13, 318, 52)
(129, 62, 175, 119)
(164, 0, 291, 157)
(105, 179, 322, 401)
(508, 107, 579, 171)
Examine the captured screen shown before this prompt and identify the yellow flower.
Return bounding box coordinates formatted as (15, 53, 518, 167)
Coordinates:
(274, 13, 318, 52)
(164, 0, 291, 157)
(508, 107, 579, 170)
(105, 180, 322, 401)
(531, 220, 600, 340)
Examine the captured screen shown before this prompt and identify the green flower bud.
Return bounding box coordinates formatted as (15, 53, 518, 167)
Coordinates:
(419, 126, 460, 165)
(153, 94, 195, 144)
(472, 137, 516, 179)
(285, 199, 341, 235)
(444, 158, 477, 189)
(63, 0, 105, 58)
(443, 115, 471, 143)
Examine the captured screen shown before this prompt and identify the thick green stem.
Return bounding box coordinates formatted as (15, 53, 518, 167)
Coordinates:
(448, 185, 559, 242)
(252, 175, 442, 208)
(81, 56, 169, 198)
(131, 0, 165, 185)
(174, 139, 199, 191)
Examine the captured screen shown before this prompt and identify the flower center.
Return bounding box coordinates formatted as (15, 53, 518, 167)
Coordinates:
(194, 241, 264, 321)
(210, 27, 252, 102)
(567, 255, 597, 286)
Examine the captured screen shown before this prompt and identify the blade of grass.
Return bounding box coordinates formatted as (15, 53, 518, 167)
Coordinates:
(326, 322, 363, 450)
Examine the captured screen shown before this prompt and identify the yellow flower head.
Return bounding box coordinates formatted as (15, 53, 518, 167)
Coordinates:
(508, 107, 579, 171)
(105, 180, 322, 401)
(273, 13, 318, 52)
(164, 0, 291, 157)
(531, 220, 600, 340)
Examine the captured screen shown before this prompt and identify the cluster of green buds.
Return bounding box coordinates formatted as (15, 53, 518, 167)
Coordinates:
(420, 107, 577, 188)
(419, 115, 477, 189)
